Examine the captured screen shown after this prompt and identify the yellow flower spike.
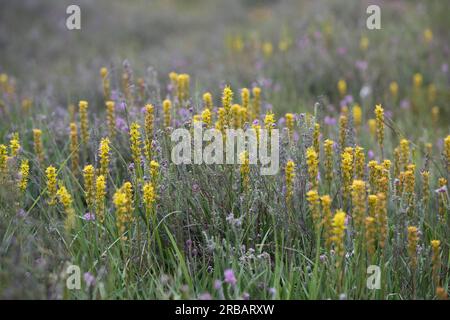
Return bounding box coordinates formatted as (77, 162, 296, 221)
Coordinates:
(222, 85, 233, 125)
(367, 119, 376, 138)
(413, 73, 423, 89)
(378, 159, 391, 195)
(339, 115, 347, 147)
(105, 101, 116, 139)
(389, 81, 398, 98)
(431, 106, 439, 125)
(262, 41, 273, 58)
(351, 180, 366, 232)
(337, 79, 347, 98)
(285, 160, 296, 203)
(150, 160, 159, 185)
(368, 160, 379, 193)
(424, 28, 433, 44)
(45, 165, 58, 205)
(203, 92, 213, 111)
(239, 151, 250, 192)
(163, 99, 172, 128)
(143, 182, 156, 220)
(368, 195, 377, 218)
(231, 104, 241, 129)
(407, 226, 419, 269)
(129, 122, 142, 168)
(306, 189, 320, 231)
(144, 104, 154, 162)
(83, 164, 95, 209)
(444, 135, 450, 173)
(421, 171, 430, 206)
(201, 108, 212, 128)
(431, 240, 441, 287)
(376, 193, 387, 249)
(100, 67, 108, 79)
(321, 195, 333, 249)
(18, 159, 29, 192)
(264, 111, 275, 133)
(22, 98, 32, 113)
(341, 148, 354, 200)
(285, 113, 295, 140)
(306, 147, 319, 190)
(100, 67, 110, 100)
(79, 100, 89, 146)
(9, 132, 20, 157)
(95, 175, 106, 223)
(428, 84, 437, 105)
(360, 36, 369, 51)
(323, 139, 334, 186)
(331, 210, 347, 268)
(69, 122, 79, 172)
(313, 123, 320, 155)
(176, 74, 190, 104)
(113, 182, 134, 241)
(57, 185, 76, 232)
(354, 146, 365, 180)
(252, 87, 261, 120)
(33, 129, 44, 166)
(241, 88, 249, 112)
(98, 138, 110, 178)
(365, 216, 376, 258)
(374, 104, 384, 152)
(438, 178, 447, 220)
(353, 104, 362, 130)
(0, 147, 9, 173)
(251, 122, 261, 145)
(239, 106, 248, 125)
(399, 139, 410, 170)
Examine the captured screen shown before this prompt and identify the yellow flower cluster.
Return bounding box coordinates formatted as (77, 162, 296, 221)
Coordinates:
(306, 147, 318, 190)
(33, 129, 44, 165)
(129, 122, 142, 168)
(239, 151, 250, 192)
(69, 122, 79, 172)
(285, 160, 295, 203)
(46, 165, 57, 205)
(79, 100, 89, 146)
(106, 101, 116, 138)
(83, 164, 95, 209)
(18, 159, 29, 192)
(163, 99, 172, 128)
(99, 138, 110, 178)
(113, 182, 134, 241)
(95, 174, 106, 223)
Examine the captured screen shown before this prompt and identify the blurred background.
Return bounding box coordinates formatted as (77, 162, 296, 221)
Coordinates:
(0, 0, 449, 121)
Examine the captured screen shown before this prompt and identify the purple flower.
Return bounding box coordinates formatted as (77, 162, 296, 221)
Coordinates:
(17, 209, 27, 218)
(368, 150, 375, 160)
(214, 280, 222, 290)
(84, 272, 96, 287)
(324, 116, 337, 126)
(400, 99, 410, 110)
(224, 269, 237, 286)
(242, 292, 250, 300)
(320, 254, 327, 263)
(355, 60, 368, 71)
(199, 293, 212, 300)
(337, 47, 347, 55)
(116, 117, 128, 132)
(268, 287, 276, 297)
(82, 212, 95, 221)
(442, 63, 449, 73)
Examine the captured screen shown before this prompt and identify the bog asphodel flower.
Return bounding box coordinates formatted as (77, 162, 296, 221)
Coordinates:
(400, 139, 410, 170)
(99, 138, 110, 178)
(264, 111, 275, 133)
(339, 115, 347, 147)
(9, 132, 20, 157)
(444, 135, 450, 173)
(241, 88, 249, 112)
(431, 240, 441, 287)
(374, 104, 384, 151)
(203, 92, 213, 111)
(285, 160, 295, 203)
(331, 210, 346, 268)
(69, 122, 79, 172)
(421, 170, 430, 206)
(306, 147, 319, 190)
(100, 67, 110, 100)
(232, 104, 241, 129)
(33, 129, 44, 165)
(163, 99, 172, 128)
(368, 194, 377, 218)
(95, 174, 106, 223)
(142, 182, 156, 219)
(354, 146, 365, 179)
(351, 180, 366, 232)
(367, 119, 376, 138)
(57, 185, 76, 232)
(321, 195, 333, 249)
(389, 81, 398, 99)
(407, 226, 419, 269)
(285, 113, 294, 140)
(201, 108, 212, 128)
(176, 73, 190, 103)
(150, 160, 159, 184)
(239, 151, 250, 192)
(252, 87, 261, 120)
(353, 104, 362, 130)
(0, 154, 9, 176)
(83, 164, 95, 209)
(365, 216, 376, 259)
(113, 182, 134, 241)
(341, 147, 354, 200)
(79, 100, 89, 146)
(307, 189, 320, 231)
(313, 123, 320, 155)
(144, 104, 154, 162)
(46, 165, 58, 205)
(18, 159, 29, 192)
(106, 101, 116, 138)
(129, 122, 142, 167)
(324, 139, 334, 186)
(413, 73, 423, 89)
(337, 79, 347, 98)
(423, 28, 433, 44)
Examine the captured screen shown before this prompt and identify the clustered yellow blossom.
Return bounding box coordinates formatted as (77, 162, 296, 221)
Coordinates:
(285, 160, 295, 203)
(306, 147, 318, 190)
(33, 129, 44, 165)
(144, 104, 154, 162)
(106, 101, 116, 138)
(69, 122, 79, 172)
(252, 87, 261, 120)
(239, 151, 250, 192)
(407, 226, 419, 269)
(129, 122, 142, 168)
(95, 175, 106, 223)
(163, 99, 172, 128)
(83, 164, 95, 209)
(9, 132, 20, 157)
(99, 138, 110, 178)
(79, 100, 89, 146)
(46, 165, 58, 205)
(18, 159, 29, 192)
(113, 182, 134, 241)
(57, 185, 76, 232)
(331, 210, 346, 268)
